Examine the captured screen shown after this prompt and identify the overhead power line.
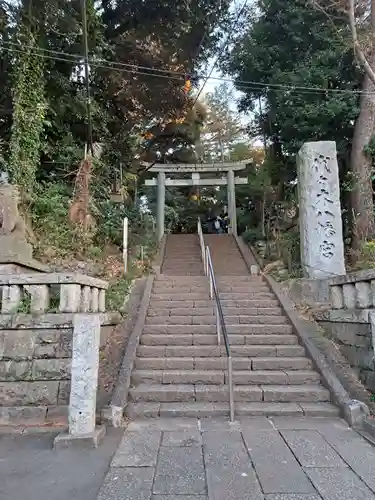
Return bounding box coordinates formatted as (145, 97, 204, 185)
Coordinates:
(192, 0, 250, 106)
(0, 42, 370, 96)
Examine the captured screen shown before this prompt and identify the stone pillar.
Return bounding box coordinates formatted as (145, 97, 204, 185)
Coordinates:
(156, 171, 166, 241)
(297, 141, 345, 279)
(227, 169, 237, 235)
(54, 314, 105, 449)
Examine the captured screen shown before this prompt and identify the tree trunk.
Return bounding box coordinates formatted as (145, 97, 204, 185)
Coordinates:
(350, 66, 375, 250)
(350, 0, 375, 251)
(350, 70, 375, 249)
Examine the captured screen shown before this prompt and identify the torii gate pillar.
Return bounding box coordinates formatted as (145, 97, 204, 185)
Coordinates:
(156, 171, 166, 241)
(227, 169, 237, 235)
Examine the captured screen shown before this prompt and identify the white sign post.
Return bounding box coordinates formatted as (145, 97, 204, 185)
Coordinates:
(123, 217, 128, 274)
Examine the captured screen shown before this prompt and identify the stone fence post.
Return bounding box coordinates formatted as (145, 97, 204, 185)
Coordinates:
(54, 314, 105, 449)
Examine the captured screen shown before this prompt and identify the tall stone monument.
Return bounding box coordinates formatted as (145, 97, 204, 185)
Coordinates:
(297, 141, 346, 279)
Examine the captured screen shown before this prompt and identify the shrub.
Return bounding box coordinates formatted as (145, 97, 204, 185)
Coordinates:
(242, 227, 263, 245)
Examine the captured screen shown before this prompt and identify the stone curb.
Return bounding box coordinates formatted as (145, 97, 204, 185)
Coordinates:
(0, 312, 122, 329)
(104, 275, 155, 427)
(234, 235, 370, 429)
(0, 424, 68, 435)
(152, 235, 167, 276)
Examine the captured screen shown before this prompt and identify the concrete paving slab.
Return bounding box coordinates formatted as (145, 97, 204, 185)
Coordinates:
(318, 426, 375, 492)
(0, 428, 123, 500)
(281, 430, 347, 468)
(96, 467, 154, 500)
(152, 496, 208, 500)
(111, 431, 161, 467)
(265, 496, 322, 500)
(203, 431, 263, 500)
(153, 446, 206, 495)
(162, 430, 202, 447)
(269, 417, 348, 431)
(127, 418, 199, 431)
(239, 416, 276, 431)
(199, 417, 242, 432)
(242, 430, 315, 494)
(305, 467, 375, 500)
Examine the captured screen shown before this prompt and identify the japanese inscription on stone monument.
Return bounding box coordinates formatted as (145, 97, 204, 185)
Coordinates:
(297, 141, 345, 279)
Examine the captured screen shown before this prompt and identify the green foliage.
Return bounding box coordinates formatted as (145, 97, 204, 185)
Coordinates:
(352, 240, 375, 270)
(106, 276, 132, 312)
(242, 227, 263, 245)
(199, 83, 245, 162)
(362, 241, 375, 262)
(31, 183, 79, 258)
(8, 29, 46, 199)
(279, 231, 301, 269)
(226, 0, 361, 165)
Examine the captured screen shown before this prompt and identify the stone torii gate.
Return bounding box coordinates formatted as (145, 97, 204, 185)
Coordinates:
(144, 162, 248, 240)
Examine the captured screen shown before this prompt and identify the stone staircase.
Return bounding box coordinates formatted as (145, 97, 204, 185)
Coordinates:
(162, 233, 204, 276)
(126, 234, 339, 418)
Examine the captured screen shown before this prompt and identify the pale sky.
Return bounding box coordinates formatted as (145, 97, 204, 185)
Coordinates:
(199, 0, 252, 126)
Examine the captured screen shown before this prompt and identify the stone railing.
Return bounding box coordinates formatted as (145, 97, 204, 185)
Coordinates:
(0, 272, 112, 447)
(329, 270, 375, 311)
(0, 273, 108, 314)
(316, 270, 375, 393)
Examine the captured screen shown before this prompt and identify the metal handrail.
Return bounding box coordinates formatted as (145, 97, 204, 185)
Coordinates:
(205, 246, 235, 422)
(197, 218, 234, 422)
(197, 217, 206, 275)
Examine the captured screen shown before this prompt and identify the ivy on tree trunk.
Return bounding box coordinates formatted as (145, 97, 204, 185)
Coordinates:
(8, 27, 46, 201)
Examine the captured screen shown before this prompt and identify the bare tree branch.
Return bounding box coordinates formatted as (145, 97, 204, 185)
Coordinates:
(348, 0, 375, 84)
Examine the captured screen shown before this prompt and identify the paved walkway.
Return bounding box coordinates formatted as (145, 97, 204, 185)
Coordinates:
(97, 416, 375, 500)
(0, 428, 123, 500)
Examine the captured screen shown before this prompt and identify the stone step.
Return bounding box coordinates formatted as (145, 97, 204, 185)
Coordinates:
(136, 345, 305, 358)
(125, 401, 339, 418)
(131, 369, 320, 386)
(134, 356, 313, 371)
(155, 277, 208, 282)
(219, 293, 278, 300)
(132, 369, 225, 385)
(162, 272, 205, 276)
(129, 384, 330, 403)
(153, 282, 268, 289)
(152, 288, 271, 296)
(217, 286, 270, 293)
(150, 292, 279, 309)
(149, 300, 279, 309)
(230, 370, 320, 385)
(152, 293, 212, 301)
(154, 276, 261, 283)
(148, 306, 283, 316)
(143, 324, 293, 335)
(146, 315, 289, 325)
(162, 267, 204, 270)
(251, 357, 313, 370)
(140, 333, 298, 346)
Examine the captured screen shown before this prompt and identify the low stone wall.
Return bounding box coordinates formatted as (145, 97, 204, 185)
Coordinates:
(315, 309, 375, 391)
(0, 312, 120, 426)
(281, 277, 331, 309)
(311, 269, 375, 394)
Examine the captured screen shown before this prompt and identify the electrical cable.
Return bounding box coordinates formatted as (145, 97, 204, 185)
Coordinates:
(192, 0, 250, 106)
(0, 42, 370, 96)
